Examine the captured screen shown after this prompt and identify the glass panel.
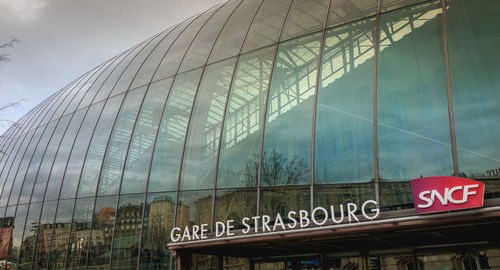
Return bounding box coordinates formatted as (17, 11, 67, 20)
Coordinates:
(139, 192, 176, 270)
(47, 199, 75, 269)
(93, 41, 149, 104)
(98, 87, 147, 196)
(217, 46, 275, 189)
(44, 109, 87, 201)
(381, 0, 428, 13)
(379, 182, 413, 211)
(178, 1, 240, 73)
(60, 101, 105, 199)
(88, 196, 117, 269)
(35, 200, 57, 270)
(207, 0, 263, 64)
(153, 6, 219, 81)
(1, 206, 15, 261)
(260, 186, 310, 223)
(130, 21, 193, 89)
(192, 254, 219, 270)
(327, 0, 377, 28)
(0, 129, 36, 207)
(78, 94, 124, 198)
(180, 58, 237, 190)
(176, 190, 212, 230)
(280, 0, 329, 41)
(66, 198, 94, 269)
(416, 250, 500, 270)
(315, 19, 375, 184)
(121, 78, 173, 194)
(215, 189, 257, 229)
(314, 183, 375, 207)
(149, 69, 203, 192)
(261, 33, 321, 186)
(446, 0, 500, 181)
(110, 194, 144, 269)
(324, 256, 367, 270)
(31, 114, 72, 203)
(77, 52, 128, 110)
(7, 126, 45, 206)
(18, 202, 41, 270)
(19, 121, 57, 204)
(110, 32, 167, 97)
(8, 204, 28, 265)
(378, 1, 453, 180)
(242, 0, 291, 53)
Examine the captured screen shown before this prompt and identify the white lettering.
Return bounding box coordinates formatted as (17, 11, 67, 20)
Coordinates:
(192, 225, 200, 240)
(200, 224, 208, 239)
(242, 217, 251, 234)
(262, 215, 271, 232)
(361, 200, 380, 220)
(251, 216, 260, 233)
(226, 220, 235, 236)
(181, 226, 191, 241)
(287, 211, 297, 229)
(273, 213, 286, 231)
(330, 205, 344, 224)
(299, 210, 310, 228)
(311, 207, 328, 226)
(215, 222, 225, 237)
(347, 203, 359, 223)
(170, 227, 181, 242)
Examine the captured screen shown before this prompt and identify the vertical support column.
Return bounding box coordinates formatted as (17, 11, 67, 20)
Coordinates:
(441, 0, 459, 177)
(373, 0, 382, 205)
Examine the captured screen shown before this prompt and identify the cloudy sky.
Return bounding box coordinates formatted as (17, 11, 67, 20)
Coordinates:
(0, 0, 225, 135)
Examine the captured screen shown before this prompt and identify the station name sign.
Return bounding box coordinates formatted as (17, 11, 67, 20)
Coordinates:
(410, 176, 485, 214)
(170, 200, 380, 243)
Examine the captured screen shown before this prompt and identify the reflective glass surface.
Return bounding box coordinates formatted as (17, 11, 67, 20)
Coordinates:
(47, 199, 75, 269)
(327, 0, 377, 28)
(217, 47, 275, 188)
(215, 188, 257, 229)
(260, 186, 310, 222)
(121, 78, 173, 194)
(261, 33, 321, 186)
(66, 198, 94, 269)
(88, 196, 117, 269)
(180, 58, 237, 190)
(315, 19, 375, 183)
(19, 202, 42, 270)
(149, 68, 203, 192)
(281, 0, 329, 41)
(446, 0, 500, 179)
(377, 1, 453, 180)
(36, 200, 57, 269)
(140, 192, 176, 269)
(175, 190, 212, 230)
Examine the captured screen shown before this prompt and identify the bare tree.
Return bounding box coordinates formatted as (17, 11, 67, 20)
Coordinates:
(0, 37, 19, 65)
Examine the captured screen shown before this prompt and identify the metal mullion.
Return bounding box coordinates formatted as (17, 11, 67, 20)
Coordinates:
(374, 0, 382, 204)
(255, 0, 293, 217)
(210, 0, 265, 232)
(440, 0, 459, 176)
(172, 0, 243, 239)
(310, 0, 332, 213)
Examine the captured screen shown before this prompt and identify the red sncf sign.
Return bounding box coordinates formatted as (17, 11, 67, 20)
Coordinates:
(410, 176, 485, 214)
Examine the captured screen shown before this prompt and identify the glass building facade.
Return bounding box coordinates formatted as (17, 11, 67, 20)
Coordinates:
(0, 0, 500, 269)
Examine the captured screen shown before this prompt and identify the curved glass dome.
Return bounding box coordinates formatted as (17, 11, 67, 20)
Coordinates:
(1, 0, 499, 269)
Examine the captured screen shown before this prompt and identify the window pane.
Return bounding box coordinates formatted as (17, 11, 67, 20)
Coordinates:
(315, 19, 375, 184)
(121, 78, 173, 194)
(98, 87, 147, 196)
(260, 186, 310, 222)
(78, 94, 124, 198)
(261, 33, 321, 186)
(31, 115, 72, 203)
(381, 0, 428, 13)
(19, 202, 42, 270)
(47, 199, 75, 269)
(9, 204, 28, 264)
(379, 182, 413, 211)
(88, 196, 117, 269)
(1, 206, 15, 261)
(217, 46, 275, 188)
(66, 198, 94, 269)
(215, 189, 257, 229)
(149, 68, 203, 192)
(140, 192, 176, 269)
(208, 0, 263, 64)
(327, 0, 377, 28)
(36, 200, 57, 269)
(313, 184, 375, 214)
(280, 0, 329, 41)
(242, 0, 291, 53)
(447, 0, 500, 181)
(153, 6, 219, 81)
(377, 2, 453, 180)
(179, 2, 240, 73)
(45, 109, 87, 201)
(176, 190, 212, 230)
(180, 58, 237, 190)
(110, 194, 144, 269)
(60, 101, 105, 199)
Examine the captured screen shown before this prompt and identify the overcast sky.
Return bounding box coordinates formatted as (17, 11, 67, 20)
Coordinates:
(0, 0, 225, 135)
